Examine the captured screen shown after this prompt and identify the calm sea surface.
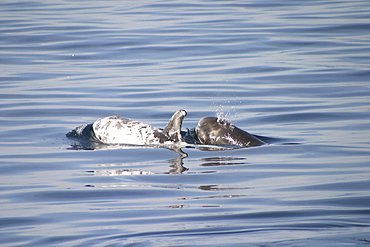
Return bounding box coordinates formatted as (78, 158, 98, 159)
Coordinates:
(1, 0, 370, 246)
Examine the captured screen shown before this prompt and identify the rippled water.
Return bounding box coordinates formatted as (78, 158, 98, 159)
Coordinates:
(1, 0, 370, 246)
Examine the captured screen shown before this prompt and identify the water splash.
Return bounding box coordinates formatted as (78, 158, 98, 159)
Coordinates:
(212, 100, 241, 122)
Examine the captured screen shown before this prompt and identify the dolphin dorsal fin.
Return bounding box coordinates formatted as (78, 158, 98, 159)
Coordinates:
(163, 110, 187, 142)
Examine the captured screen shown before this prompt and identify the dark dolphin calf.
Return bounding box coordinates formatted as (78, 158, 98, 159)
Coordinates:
(195, 117, 265, 147)
(67, 110, 187, 145)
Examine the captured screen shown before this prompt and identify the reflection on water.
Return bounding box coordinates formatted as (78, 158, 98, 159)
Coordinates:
(200, 157, 248, 166)
(85, 151, 188, 178)
(90, 169, 155, 176)
(87, 155, 251, 178)
(198, 185, 253, 191)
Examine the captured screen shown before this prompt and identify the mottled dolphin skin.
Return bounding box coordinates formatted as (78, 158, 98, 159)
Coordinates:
(195, 117, 265, 147)
(67, 110, 187, 145)
(92, 109, 187, 145)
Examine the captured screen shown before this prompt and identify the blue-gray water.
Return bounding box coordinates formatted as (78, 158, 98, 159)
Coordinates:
(1, 0, 370, 246)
